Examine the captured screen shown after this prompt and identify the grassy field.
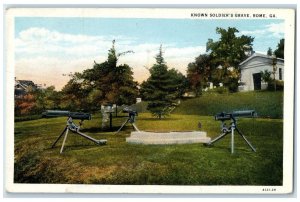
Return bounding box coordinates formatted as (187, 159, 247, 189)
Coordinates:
(14, 91, 283, 185)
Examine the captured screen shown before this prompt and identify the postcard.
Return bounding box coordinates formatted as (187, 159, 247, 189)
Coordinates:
(5, 8, 295, 194)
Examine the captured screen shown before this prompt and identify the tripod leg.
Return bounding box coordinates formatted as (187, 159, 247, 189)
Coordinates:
(115, 119, 129, 135)
(60, 128, 69, 154)
(204, 132, 229, 146)
(75, 130, 106, 145)
(235, 127, 256, 152)
(231, 126, 235, 154)
(132, 123, 140, 132)
(51, 126, 67, 148)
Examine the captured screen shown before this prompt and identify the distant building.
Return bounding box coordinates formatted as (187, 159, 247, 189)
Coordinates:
(15, 79, 38, 97)
(239, 53, 284, 91)
(182, 92, 196, 98)
(136, 98, 142, 103)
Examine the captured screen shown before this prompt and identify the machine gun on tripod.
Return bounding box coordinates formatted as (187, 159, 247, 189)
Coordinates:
(47, 111, 107, 153)
(204, 110, 256, 154)
(115, 107, 140, 135)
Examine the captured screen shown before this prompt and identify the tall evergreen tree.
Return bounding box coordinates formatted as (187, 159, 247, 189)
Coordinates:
(140, 45, 184, 119)
(85, 40, 138, 106)
(267, 47, 273, 56)
(274, 38, 284, 59)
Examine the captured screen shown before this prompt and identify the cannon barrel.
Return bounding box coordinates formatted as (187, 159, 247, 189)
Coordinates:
(122, 107, 138, 116)
(215, 110, 256, 121)
(69, 112, 91, 120)
(42, 110, 91, 120)
(232, 110, 256, 118)
(214, 112, 231, 121)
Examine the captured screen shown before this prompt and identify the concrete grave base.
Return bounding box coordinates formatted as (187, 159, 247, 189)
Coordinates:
(126, 131, 211, 145)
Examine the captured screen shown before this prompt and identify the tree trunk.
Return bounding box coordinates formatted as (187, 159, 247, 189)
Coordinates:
(109, 113, 112, 129)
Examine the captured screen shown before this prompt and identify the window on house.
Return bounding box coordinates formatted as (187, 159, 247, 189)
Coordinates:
(279, 68, 282, 80)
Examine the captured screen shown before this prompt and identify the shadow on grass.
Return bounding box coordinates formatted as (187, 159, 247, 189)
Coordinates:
(80, 126, 122, 133)
(48, 143, 106, 152)
(203, 144, 256, 154)
(64, 144, 106, 151)
(138, 117, 181, 121)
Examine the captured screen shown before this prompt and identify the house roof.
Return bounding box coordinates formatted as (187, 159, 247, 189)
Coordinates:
(239, 53, 284, 66)
(17, 80, 35, 86)
(15, 80, 37, 90)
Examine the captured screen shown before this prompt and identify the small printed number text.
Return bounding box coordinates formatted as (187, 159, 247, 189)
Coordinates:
(262, 188, 276, 192)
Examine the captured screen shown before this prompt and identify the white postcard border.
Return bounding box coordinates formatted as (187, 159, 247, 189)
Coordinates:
(5, 8, 296, 194)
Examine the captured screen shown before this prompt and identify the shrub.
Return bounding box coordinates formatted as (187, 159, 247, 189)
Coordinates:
(204, 87, 229, 94)
(267, 80, 284, 91)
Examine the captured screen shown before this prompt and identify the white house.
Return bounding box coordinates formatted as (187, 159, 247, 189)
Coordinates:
(239, 53, 284, 91)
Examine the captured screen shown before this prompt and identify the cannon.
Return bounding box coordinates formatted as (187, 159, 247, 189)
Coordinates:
(42, 110, 91, 120)
(46, 110, 107, 153)
(214, 110, 256, 121)
(204, 110, 256, 154)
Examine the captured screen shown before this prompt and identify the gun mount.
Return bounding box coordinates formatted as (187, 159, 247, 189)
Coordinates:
(50, 111, 107, 153)
(114, 107, 139, 134)
(204, 110, 256, 154)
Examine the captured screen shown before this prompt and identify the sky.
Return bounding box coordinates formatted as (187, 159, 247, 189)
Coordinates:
(14, 17, 285, 90)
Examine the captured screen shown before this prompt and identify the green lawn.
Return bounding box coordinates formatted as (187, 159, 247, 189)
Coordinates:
(174, 91, 283, 118)
(14, 112, 283, 185)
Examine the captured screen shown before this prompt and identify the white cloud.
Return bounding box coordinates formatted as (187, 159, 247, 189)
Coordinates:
(15, 27, 113, 58)
(265, 23, 285, 38)
(15, 27, 207, 89)
(18, 27, 106, 44)
(239, 22, 284, 39)
(240, 29, 266, 36)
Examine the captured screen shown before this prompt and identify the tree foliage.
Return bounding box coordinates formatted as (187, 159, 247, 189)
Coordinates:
(15, 86, 61, 116)
(187, 27, 254, 93)
(35, 86, 62, 111)
(207, 27, 254, 68)
(274, 38, 284, 59)
(15, 93, 37, 115)
(186, 54, 211, 96)
(61, 40, 138, 111)
(140, 45, 186, 119)
(267, 47, 273, 56)
(260, 70, 272, 83)
(61, 73, 90, 111)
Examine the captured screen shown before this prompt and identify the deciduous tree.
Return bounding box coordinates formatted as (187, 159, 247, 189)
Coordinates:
(186, 54, 211, 96)
(61, 40, 138, 112)
(206, 27, 254, 91)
